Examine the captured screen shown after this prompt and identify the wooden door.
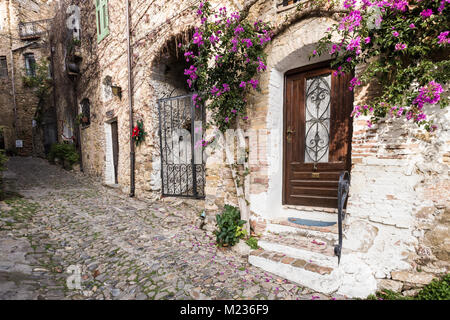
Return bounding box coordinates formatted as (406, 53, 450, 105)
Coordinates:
(111, 121, 119, 184)
(283, 62, 353, 208)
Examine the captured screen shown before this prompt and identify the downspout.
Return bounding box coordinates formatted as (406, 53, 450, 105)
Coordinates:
(8, 0, 18, 146)
(126, 0, 135, 197)
(10, 49, 18, 144)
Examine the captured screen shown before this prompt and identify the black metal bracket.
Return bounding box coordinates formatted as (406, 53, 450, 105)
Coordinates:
(334, 171, 350, 265)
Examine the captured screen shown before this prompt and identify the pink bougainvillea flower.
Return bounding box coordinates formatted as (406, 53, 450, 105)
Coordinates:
(409, 23, 415, 29)
(242, 38, 253, 48)
(249, 79, 259, 89)
(349, 77, 361, 91)
(392, 31, 399, 37)
(239, 81, 246, 88)
(437, 31, 449, 44)
(413, 81, 444, 109)
(192, 31, 204, 46)
(394, 43, 407, 51)
(210, 85, 219, 95)
(346, 36, 361, 53)
(364, 36, 371, 44)
(420, 9, 433, 19)
(222, 83, 230, 92)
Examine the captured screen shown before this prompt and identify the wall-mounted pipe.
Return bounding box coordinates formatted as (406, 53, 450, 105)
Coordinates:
(126, 0, 135, 197)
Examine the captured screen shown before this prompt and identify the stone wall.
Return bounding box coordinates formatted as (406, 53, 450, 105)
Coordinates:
(0, 0, 55, 156)
(202, 0, 449, 294)
(50, 0, 449, 296)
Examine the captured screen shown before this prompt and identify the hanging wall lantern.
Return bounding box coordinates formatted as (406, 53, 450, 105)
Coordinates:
(111, 85, 122, 100)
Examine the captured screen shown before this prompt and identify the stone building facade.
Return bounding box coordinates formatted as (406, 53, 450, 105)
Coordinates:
(0, 0, 56, 156)
(51, 0, 449, 298)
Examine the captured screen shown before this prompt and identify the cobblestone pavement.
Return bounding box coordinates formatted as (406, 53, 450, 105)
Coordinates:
(0, 157, 344, 300)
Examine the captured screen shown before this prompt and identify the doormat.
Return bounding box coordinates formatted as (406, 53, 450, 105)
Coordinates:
(288, 217, 336, 227)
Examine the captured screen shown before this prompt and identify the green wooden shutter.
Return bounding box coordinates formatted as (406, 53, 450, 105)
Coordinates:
(96, 0, 109, 43)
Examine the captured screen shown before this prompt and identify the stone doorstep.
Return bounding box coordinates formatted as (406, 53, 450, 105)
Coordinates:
(250, 249, 334, 276)
(269, 219, 339, 234)
(261, 233, 336, 257)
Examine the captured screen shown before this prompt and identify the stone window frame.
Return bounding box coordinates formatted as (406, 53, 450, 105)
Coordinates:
(0, 56, 7, 78)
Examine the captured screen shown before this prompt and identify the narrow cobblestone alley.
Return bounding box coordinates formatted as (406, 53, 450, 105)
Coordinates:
(0, 157, 342, 300)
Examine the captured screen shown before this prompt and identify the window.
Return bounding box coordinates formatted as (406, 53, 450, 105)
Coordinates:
(0, 56, 7, 78)
(281, 0, 301, 5)
(95, 0, 109, 43)
(24, 53, 36, 77)
(80, 98, 91, 127)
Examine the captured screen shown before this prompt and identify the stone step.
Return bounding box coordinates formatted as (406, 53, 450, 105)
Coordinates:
(260, 233, 336, 257)
(248, 240, 378, 298)
(257, 240, 337, 268)
(248, 247, 341, 294)
(250, 248, 334, 275)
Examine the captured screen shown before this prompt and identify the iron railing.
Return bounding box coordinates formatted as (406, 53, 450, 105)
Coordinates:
(18, 19, 50, 39)
(334, 171, 350, 265)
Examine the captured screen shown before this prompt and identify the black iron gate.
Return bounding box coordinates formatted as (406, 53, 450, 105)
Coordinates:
(157, 94, 205, 198)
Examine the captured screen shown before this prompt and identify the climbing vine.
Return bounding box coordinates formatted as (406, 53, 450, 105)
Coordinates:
(313, 0, 450, 131)
(22, 59, 53, 126)
(180, 1, 273, 135)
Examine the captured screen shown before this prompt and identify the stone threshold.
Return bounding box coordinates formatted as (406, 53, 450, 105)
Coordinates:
(269, 218, 339, 234)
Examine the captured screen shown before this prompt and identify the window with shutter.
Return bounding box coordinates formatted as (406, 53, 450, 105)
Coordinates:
(96, 0, 109, 43)
(0, 56, 7, 78)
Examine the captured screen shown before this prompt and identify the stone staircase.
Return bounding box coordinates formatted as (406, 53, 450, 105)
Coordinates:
(248, 218, 347, 295)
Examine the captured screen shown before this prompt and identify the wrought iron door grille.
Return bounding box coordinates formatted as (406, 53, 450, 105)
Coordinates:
(157, 94, 205, 198)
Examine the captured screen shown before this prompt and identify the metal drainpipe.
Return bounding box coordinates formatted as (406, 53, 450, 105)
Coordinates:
(9, 49, 18, 145)
(126, 0, 135, 197)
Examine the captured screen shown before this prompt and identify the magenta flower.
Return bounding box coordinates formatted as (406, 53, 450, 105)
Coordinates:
(234, 25, 244, 36)
(249, 79, 258, 89)
(339, 10, 362, 32)
(222, 83, 230, 92)
(193, 31, 204, 46)
(239, 81, 246, 88)
(420, 9, 433, 19)
(392, 31, 399, 37)
(437, 31, 449, 44)
(349, 77, 361, 91)
(394, 43, 407, 51)
(364, 36, 371, 44)
(346, 36, 361, 53)
(256, 57, 266, 72)
(409, 23, 415, 29)
(242, 38, 253, 48)
(413, 81, 444, 109)
(210, 86, 219, 95)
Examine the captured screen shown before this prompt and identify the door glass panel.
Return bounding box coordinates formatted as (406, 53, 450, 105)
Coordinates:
(304, 73, 331, 163)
